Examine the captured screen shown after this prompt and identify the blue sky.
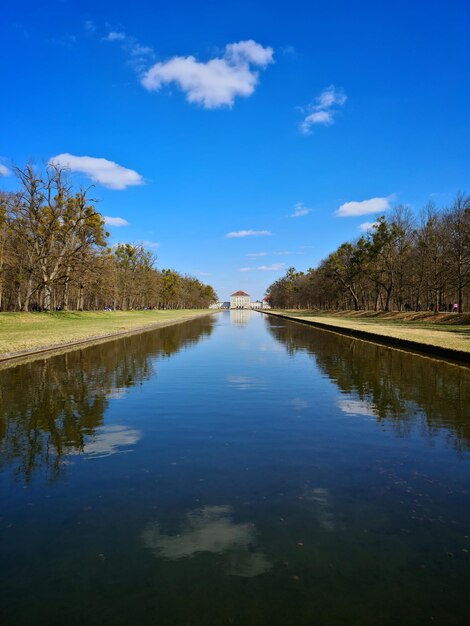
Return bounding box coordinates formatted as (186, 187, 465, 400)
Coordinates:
(1, 0, 469, 300)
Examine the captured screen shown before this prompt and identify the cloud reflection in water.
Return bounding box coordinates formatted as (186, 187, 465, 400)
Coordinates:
(79, 425, 141, 458)
(105, 388, 129, 400)
(302, 487, 336, 531)
(141, 505, 271, 577)
(337, 397, 377, 419)
(226, 375, 265, 390)
(291, 397, 309, 411)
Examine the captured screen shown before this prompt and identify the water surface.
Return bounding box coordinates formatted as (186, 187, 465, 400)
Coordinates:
(1, 311, 469, 625)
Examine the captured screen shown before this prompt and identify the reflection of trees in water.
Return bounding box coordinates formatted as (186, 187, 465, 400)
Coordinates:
(0, 317, 214, 481)
(265, 317, 470, 451)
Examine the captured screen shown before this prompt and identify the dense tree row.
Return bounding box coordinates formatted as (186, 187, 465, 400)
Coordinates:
(266, 196, 470, 312)
(0, 164, 217, 311)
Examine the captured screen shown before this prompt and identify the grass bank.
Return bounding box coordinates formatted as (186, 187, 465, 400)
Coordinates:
(0, 310, 216, 361)
(264, 310, 470, 362)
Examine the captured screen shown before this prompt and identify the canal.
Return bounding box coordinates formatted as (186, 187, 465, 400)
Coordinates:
(1, 310, 469, 625)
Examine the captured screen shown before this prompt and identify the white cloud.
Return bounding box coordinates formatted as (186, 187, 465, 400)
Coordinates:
(336, 195, 394, 217)
(240, 263, 284, 272)
(316, 85, 347, 109)
(290, 202, 311, 217)
(225, 230, 272, 238)
(0, 164, 11, 176)
(103, 31, 126, 41)
(302, 110, 333, 128)
(141, 39, 274, 108)
(258, 263, 284, 271)
(246, 250, 303, 259)
(104, 216, 129, 227)
(84, 20, 96, 35)
(300, 85, 347, 134)
(142, 240, 160, 249)
(359, 221, 379, 232)
(224, 40, 273, 67)
(101, 28, 155, 72)
(246, 252, 268, 258)
(130, 43, 153, 57)
(49, 153, 144, 190)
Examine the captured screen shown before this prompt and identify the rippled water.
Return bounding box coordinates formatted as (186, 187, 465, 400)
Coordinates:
(1, 311, 469, 625)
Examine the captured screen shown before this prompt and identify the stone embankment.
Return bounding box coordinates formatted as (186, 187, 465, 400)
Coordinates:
(263, 310, 470, 364)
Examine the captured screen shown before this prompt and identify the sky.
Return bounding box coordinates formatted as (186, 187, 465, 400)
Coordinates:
(1, 0, 469, 300)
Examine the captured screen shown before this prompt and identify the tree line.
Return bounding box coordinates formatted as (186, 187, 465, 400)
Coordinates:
(266, 196, 470, 312)
(0, 164, 217, 311)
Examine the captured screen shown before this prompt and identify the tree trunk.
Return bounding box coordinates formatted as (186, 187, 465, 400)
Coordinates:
(43, 281, 52, 311)
(62, 266, 71, 310)
(22, 275, 34, 311)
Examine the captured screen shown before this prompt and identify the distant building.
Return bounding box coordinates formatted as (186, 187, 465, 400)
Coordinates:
(250, 298, 271, 310)
(230, 290, 250, 309)
(209, 301, 230, 309)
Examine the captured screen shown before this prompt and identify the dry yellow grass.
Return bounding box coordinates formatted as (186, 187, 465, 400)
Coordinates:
(0, 310, 215, 359)
(267, 310, 470, 355)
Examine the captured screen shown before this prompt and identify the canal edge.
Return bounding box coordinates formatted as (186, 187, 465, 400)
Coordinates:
(260, 310, 470, 367)
(0, 311, 221, 368)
